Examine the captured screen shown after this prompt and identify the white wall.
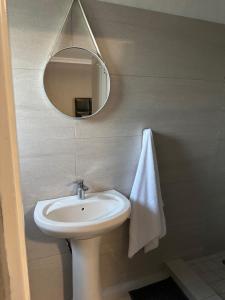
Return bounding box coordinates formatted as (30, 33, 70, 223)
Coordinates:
(99, 0, 225, 25)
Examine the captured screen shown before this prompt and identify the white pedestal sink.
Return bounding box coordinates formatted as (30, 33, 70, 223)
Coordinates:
(34, 189, 131, 300)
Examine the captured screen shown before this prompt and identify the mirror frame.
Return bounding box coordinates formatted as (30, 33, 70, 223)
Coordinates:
(43, 47, 111, 119)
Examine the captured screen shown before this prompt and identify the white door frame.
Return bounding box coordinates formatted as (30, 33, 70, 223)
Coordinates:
(0, 0, 30, 299)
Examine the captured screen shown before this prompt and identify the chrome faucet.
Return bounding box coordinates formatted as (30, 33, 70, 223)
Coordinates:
(75, 180, 89, 200)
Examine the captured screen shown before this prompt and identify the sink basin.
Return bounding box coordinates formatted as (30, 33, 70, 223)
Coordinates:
(34, 189, 131, 300)
(34, 189, 130, 239)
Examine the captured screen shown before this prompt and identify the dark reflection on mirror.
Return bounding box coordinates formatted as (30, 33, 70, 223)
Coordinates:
(44, 47, 110, 119)
(75, 98, 92, 117)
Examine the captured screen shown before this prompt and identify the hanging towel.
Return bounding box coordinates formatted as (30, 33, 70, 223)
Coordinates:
(128, 129, 166, 258)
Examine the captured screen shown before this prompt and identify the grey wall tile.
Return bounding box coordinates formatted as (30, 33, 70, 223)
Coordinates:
(155, 134, 218, 183)
(18, 136, 75, 158)
(52, 11, 73, 55)
(20, 154, 76, 206)
(75, 76, 223, 139)
(218, 111, 225, 139)
(12, 68, 76, 128)
(8, 0, 73, 69)
(28, 254, 72, 300)
(83, 0, 225, 51)
(100, 222, 129, 256)
(24, 205, 69, 261)
(100, 237, 167, 288)
(17, 126, 75, 142)
(12, 69, 76, 164)
(161, 181, 206, 224)
(203, 210, 225, 253)
(82, 3, 225, 80)
(213, 139, 225, 176)
(75, 136, 141, 197)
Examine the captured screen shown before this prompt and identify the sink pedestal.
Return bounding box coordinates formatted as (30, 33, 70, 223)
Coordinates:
(34, 190, 131, 300)
(71, 237, 102, 300)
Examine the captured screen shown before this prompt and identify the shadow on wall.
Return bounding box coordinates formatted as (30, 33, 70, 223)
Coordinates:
(155, 133, 211, 258)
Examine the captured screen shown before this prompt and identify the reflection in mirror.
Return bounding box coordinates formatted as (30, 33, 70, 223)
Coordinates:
(44, 47, 110, 118)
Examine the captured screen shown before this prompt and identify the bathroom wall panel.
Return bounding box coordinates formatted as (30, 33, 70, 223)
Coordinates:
(97, 0, 225, 26)
(156, 135, 217, 184)
(162, 181, 206, 223)
(18, 135, 75, 159)
(83, 2, 225, 80)
(12, 69, 48, 110)
(100, 222, 129, 256)
(8, 0, 73, 69)
(161, 219, 206, 259)
(28, 253, 72, 300)
(17, 126, 75, 155)
(203, 210, 225, 251)
(218, 111, 225, 138)
(159, 159, 215, 185)
(156, 137, 217, 166)
(100, 234, 167, 288)
(202, 179, 225, 223)
(12, 69, 76, 130)
(75, 136, 141, 196)
(83, 0, 225, 50)
(213, 139, 225, 176)
(94, 22, 225, 80)
(24, 205, 69, 261)
(20, 154, 76, 207)
(19, 137, 75, 159)
(75, 75, 224, 139)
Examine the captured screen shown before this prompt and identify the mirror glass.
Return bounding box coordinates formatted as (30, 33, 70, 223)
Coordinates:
(44, 47, 110, 118)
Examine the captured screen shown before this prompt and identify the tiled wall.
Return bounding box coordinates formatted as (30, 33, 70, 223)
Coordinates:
(8, 0, 225, 299)
(98, 0, 225, 25)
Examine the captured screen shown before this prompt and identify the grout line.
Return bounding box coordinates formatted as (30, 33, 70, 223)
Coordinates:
(74, 134, 142, 140)
(12, 67, 44, 71)
(109, 73, 225, 83)
(12, 67, 225, 84)
(27, 251, 70, 264)
(20, 153, 76, 159)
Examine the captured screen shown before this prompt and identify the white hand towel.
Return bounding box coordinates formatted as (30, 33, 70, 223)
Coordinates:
(128, 129, 166, 258)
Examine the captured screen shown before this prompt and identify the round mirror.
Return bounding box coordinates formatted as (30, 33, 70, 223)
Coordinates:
(44, 47, 110, 118)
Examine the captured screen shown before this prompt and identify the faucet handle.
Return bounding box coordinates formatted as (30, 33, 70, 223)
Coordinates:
(74, 179, 88, 191)
(82, 184, 89, 191)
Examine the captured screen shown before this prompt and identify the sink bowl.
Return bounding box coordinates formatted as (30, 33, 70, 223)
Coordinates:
(34, 189, 131, 300)
(34, 189, 130, 239)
